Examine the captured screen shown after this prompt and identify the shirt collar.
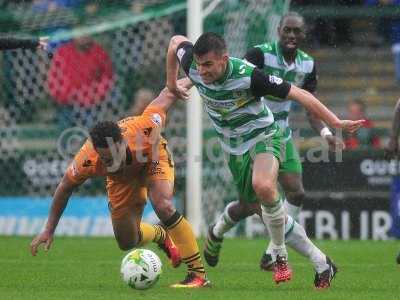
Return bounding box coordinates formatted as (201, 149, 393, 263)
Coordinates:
(215, 59, 233, 85)
(275, 41, 299, 70)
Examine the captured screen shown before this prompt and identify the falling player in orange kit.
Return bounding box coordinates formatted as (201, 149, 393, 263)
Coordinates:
(30, 78, 211, 288)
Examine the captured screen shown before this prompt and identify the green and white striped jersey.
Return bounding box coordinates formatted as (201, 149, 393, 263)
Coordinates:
(176, 41, 290, 155)
(244, 41, 317, 138)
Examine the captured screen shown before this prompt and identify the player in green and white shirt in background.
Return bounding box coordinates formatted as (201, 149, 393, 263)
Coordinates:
(167, 31, 363, 285)
(205, 12, 345, 288)
(251, 11, 345, 272)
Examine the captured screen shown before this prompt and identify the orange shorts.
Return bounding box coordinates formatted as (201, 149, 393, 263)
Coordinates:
(106, 143, 174, 220)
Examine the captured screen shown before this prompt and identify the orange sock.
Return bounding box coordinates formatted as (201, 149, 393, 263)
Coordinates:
(164, 211, 205, 277)
(138, 223, 166, 246)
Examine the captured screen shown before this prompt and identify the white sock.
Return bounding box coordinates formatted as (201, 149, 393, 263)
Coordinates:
(265, 215, 329, 273)
(265, 214, 295, 260)
(285, 220, 329, 273)
(284, 200, 302, 222)
(261, 199, 287, 259)
(212, 202, 237, 239)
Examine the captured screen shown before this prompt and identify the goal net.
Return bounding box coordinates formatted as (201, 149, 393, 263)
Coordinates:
(199, 0, 291, 234)
(0, 0, 289, 235)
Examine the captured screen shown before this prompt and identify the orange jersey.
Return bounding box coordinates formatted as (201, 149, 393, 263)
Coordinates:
(66, 104, 167, 185)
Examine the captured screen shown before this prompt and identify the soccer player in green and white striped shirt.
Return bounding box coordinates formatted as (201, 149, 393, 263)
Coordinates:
(248, 11, 343, 275)
(167, 32, 363, 285)
(206, 12, 343, 289)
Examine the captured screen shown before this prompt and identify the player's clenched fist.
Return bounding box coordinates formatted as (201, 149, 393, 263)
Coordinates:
(30, 230, 54, 256)
(167, 84, 189, 100)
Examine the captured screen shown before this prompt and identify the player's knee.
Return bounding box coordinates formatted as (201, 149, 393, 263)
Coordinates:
(152, 198, 175, 222)
(252, 178, 276, 203)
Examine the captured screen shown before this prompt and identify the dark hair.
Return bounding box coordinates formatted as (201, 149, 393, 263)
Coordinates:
(193, 32, 227, 56)
(279, 11, 305, 28)
(89, 121, 122, 149)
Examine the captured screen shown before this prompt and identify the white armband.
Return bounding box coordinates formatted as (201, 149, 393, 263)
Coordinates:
(320, 127, 333, 138)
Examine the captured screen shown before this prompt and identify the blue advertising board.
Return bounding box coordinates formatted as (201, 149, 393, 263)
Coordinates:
(0, 197, 159, 236)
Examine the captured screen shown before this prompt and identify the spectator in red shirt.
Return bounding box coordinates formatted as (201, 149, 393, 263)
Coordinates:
(47, 36, 114, 129)
(344, 98, 381, 150)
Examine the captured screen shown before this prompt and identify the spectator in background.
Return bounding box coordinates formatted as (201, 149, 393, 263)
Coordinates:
(344, 98, 381, 149)
(365, 0, 400, 82)
(46, 35, 114, 130)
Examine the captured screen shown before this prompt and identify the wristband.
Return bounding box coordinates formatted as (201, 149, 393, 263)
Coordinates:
(320, 127, 333, 138)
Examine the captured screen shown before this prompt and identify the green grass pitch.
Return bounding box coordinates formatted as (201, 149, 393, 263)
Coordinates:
(0, 237, 399, 300)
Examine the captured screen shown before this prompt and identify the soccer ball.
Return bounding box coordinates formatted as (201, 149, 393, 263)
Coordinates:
(120, 249, 162, 290)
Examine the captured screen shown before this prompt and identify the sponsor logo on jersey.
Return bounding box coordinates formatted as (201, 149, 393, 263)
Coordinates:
(149, 161, 165, 176)
(177, 48, 186, 61)
(151, 113, 162, 127)
(203, 97, 235, 109)
(268, 75, 283, 85)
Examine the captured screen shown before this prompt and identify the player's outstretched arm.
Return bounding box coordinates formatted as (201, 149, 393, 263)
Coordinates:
(150, 77, 193, 113)
(166, 35, 191, 99)
(0, 36, 48, 50)
(306, 111, 345, 151)
(288, 85, 364, 133)
(385, 98, 400, 158)
(132, 77, 192, 163)
(30, 174, 80, 256)
(251, 68, 361, 133)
